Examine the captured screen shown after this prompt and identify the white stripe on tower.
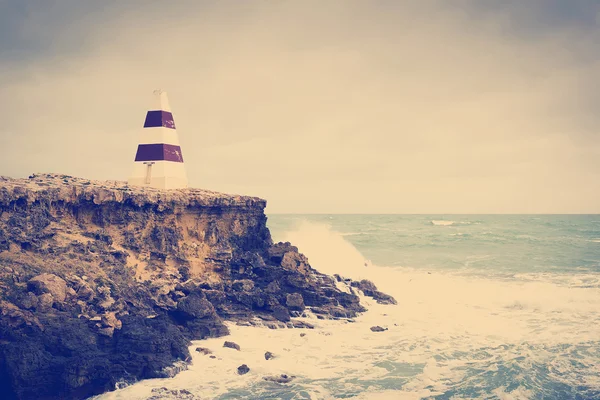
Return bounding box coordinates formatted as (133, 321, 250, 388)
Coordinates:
(127, 90, 189, 189)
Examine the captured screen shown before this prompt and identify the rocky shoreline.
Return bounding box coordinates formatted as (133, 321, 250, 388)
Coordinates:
(0, 174, 395, 400)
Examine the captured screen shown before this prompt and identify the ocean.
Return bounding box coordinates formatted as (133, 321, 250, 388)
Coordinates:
(97, 215, 600, 400)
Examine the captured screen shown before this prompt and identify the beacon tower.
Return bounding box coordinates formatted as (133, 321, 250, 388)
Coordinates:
(128, 90, 188, 189)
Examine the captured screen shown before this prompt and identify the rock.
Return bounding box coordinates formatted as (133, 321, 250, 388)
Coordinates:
(271, 305, 291, 322)
(19, 292, 39, 309)
(76, 283, 95, 301)
(223, 341, 241, 351)
(300, 333, 306, 337)
(158, 360, 189, 378)
(27, 273, 67, 302)
(148, 387, 196, 400)
(101, 312, 122, 330)
(232, 279, 254, 292)
(176, 294, 215, 320)
(263, 374, 296, 384)
(265, 281, 280, 293)
(370, 326, 387, 332)
(352, 279, 397, 305)
(237, 364, 250, 375)
(97, 326, 115, 337)
(37, 293, 54, 310)
(265, 351, 275, 360)
(209, 355, 217, 359)
(195, 347, 212, 355)
(286, 293, 305, 311)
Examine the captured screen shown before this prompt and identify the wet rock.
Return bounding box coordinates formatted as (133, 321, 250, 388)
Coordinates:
(158, 360, 189, 378)
(237, 364, 250, 375)
(28, 273, 67, 302)
(265, 351, 275, 360)
(148, 387, 196, 400)
(271, 305, 291, 322)
(223, 341, 241, 351)
(351, 279, 397, 305)
(263, 374, 296, 384)
(195, 347, 212, 355)
(292, 320, 314, 329)
(370, 326, 387, 332)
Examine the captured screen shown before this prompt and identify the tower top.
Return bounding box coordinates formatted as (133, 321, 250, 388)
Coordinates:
(128, 90, 188, 189)
(152, 89, 171, 112)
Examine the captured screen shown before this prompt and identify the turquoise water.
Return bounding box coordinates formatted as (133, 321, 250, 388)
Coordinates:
(267, 215, 600, 277)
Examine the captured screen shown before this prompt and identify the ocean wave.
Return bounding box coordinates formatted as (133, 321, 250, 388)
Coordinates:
(431, 220, 455, 226)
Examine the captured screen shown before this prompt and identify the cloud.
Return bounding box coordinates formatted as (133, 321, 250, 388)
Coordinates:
(0, 0, 599, 213)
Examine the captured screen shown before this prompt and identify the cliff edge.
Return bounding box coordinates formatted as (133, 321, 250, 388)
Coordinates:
(0, 173, 395, 400)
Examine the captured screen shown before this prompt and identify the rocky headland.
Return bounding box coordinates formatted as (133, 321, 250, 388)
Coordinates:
(0, 173, 395, 400)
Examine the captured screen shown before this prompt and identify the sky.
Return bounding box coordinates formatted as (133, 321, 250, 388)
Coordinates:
(0, 0, 599, 213)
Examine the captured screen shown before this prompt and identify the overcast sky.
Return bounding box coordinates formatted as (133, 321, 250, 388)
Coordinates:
(1, 0, 599, 213)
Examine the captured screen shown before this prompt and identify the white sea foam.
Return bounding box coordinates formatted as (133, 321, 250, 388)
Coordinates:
(431, 220, 455, 226)
(97, 220, 600, 400)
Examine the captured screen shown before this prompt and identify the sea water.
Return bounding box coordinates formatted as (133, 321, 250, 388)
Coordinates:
(97, 215, 600, 400)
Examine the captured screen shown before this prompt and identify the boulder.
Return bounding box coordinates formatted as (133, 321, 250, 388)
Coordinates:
(271, 305, 290, 322)
(223, 341, 240, 351)
(264, 351, 275, 360)
(176, 294, 215, 320)
(237, 364, 250, 375)
(286, 293, 305, 311)
(195, 347, 212, 355)
(370, 326, 387, 332)
(27, 273, 67, 302)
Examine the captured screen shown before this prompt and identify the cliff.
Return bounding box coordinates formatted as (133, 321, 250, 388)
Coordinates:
(0, 173, 395, 400)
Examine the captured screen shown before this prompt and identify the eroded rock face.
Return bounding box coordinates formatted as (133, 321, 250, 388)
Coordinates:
(0, 174, 395, 400)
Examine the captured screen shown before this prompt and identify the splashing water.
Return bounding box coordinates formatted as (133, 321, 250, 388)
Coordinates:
(97, 215, 600, 400)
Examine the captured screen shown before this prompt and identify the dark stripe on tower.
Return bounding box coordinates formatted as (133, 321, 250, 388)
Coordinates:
(144, 110, 176, 129)
(134, 144, 184, 162)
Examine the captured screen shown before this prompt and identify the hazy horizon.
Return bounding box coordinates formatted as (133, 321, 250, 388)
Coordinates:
(1, 1, 599, 214)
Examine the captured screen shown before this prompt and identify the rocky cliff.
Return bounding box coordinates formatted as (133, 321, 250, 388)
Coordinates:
(0, 173, 395, 400)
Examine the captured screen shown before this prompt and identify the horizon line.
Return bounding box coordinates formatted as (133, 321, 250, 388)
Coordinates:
(265, 213, 600, 215)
